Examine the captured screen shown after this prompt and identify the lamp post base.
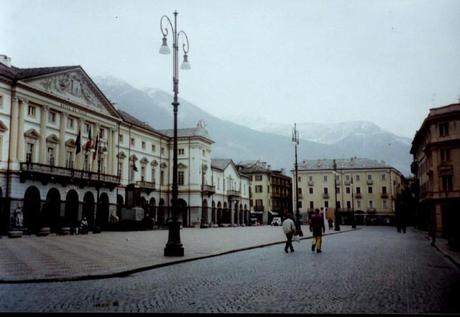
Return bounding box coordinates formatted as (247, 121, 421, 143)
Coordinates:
(164, 218, 184, 257)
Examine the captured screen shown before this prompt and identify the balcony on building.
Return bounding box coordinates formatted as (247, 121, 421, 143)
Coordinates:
(136, 179, 156, 194)
(322, 192, 330, 199)
(227, 189, 241, 198)
(355, 192, 362, 199)
(308, 180, 314, 186)
(254, 205, 265, 212)
(381, 192, 389, 199)
(367, 208, 377, 213)
(201, 184, 216, 196)
(20, 161, 120, 189)
(344, 180, 351, 185)
(366, 179, 373, 185)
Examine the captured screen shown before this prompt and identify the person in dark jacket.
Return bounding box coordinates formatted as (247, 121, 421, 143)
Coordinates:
(310, 208, 326, 253)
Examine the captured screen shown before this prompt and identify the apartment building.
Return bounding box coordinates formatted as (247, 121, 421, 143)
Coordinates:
(295, 158, 404, 225)
(410, 103, 460, 248)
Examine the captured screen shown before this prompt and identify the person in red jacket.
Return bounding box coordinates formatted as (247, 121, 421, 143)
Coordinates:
(310, 208, 326, 253)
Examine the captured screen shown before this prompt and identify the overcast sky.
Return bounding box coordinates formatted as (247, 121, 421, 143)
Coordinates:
(1, 0, 460, 138)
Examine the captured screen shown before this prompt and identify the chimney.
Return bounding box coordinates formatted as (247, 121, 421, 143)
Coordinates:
(0, 55, 11, 67)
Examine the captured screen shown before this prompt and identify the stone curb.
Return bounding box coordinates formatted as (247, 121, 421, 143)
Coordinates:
(0, 228, 358, 284)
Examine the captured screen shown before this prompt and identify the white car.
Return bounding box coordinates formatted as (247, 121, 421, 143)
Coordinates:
(271, 217, 282, 226)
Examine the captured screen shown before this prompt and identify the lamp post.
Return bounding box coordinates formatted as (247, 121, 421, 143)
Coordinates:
(333, 159, 341, 231)
(159, 11, 191, 257)
(292, 123, 300, 229)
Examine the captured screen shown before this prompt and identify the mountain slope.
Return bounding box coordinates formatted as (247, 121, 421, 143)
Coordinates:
(95, 76, 412, 175)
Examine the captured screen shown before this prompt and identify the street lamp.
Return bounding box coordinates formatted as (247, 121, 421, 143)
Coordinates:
(333, 159, 341, 231)
(159, 11, 191, 257)
(292, 123, 301, 232)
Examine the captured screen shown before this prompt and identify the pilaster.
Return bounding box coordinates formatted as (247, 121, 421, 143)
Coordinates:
(16, 98, 26, 161)
(9, 96, 18, 162)
(59, 112, 66, 166)
(39, 105, 48, 164)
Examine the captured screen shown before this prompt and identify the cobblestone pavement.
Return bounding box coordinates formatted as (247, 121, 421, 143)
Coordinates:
(1, 226, 459, 313)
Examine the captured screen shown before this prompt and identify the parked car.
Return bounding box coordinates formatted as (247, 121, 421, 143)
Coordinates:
(271, 217, 282, 226)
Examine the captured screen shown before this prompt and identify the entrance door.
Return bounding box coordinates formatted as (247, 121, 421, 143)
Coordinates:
(23, 186, 41, 234)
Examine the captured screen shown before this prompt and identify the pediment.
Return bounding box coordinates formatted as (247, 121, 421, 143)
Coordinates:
(117, 151, 126, 159)
(46, 134, 59, 144)
(24, 68, 119, 118)
(140, 157, 149, 165)
(0, 120, 8, 132)
(160, 162, 168, 168)
(24, 129, 40, 139)
(130, 154, 138, 161)
(178, 163, 187, 169)
(150, 160, 158, 167)
(65, 139, 76, 147)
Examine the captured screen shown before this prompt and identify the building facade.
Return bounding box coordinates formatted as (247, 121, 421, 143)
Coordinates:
(295, 158, 404, 225)
(410, 103, 460, 248)
(237, 160, 292, 224)
(210, 159, 250, 226)
(0, 55, 219, 235)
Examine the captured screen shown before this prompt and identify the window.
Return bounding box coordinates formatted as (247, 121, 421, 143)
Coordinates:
(119, 134, 124, 143)
(324, 201, 329, 208)
(439, 122, 449, 137)
(346, 175, 350, 181)
(298, 176, 301, 182)
(130, 138, 135, 147)
(309, 201, 314, 209)
(336, 201, 341, 209)
(178, 148, 184, 155)
(47, 147, 55, 166)
(99, 128, 105, 139)
(368, 186, 373, 194)
(346, 187, 350, 194)
(355, 175, 360, 181)
(151, 168, 155, 183)
(381, 174, 386, 181)
(203, 150, 206, 156)
(323, 187, 328, 194)
(48, 111, 56, 123)
(26, 143, 34, 162)
(382, 186, 387, 194)
(440, 148, 450, 162)
(382, 200, 388, 209)
(336, 187, 340, 194)
(357, 200, 361, 209)
(151, 144, 156, 153)
(28, 105, 36, 117)
(67, 117, 74, 130)
(141, 166, 146, 181)
(346, 201, 351, 209)
(118, 161, 123, 177)
(442, 175, 453, 191)
(255, 185, 263, 193)
(335, 175, 339, 181)
(161, 147, 165, 155)
(160, 170, 165, 185)
(309, 176, 313, 181)
(66, 150, 74, 168)
(298, 188, 302, 194)
(309, 187, 313, 194)
(85, 123, 91, 134)
(255, 175, 263, 181)
(142, 141, 146, 150)
(84, 154, 90, 171)
(297, 201, 302, 208)
(369, 200, 374, 209)
(356, 187, 361, 194)
(323, 175, 328, 182)
(367, 174, 372, 180)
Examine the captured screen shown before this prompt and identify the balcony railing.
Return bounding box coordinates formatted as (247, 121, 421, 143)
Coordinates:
(308, 181, 314, 186)
(381, 192, 389, 199)
(254, 205, 265, 211)
(136, 180, 156, 190)
(322, 193, 330, 199)
(367, 208, 377, 213)
(20, 162, 120, 188)
(202, 184, 216, 195)
(227, 189, 241, 197)
(367, 179, 373, 185)
(355, 193, 362, 199)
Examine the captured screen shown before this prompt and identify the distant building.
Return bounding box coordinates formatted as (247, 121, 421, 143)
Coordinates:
(237, 160, 292, 224)
(410, 103, 460, 248)
(210, 159, 250, 226)
(295, 157, 404, 225)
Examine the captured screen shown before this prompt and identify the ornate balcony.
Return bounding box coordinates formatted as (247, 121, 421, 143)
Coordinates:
(322, 193, 330, 199)
(367, 208, 377, 213)
(381, 192, 389, 199)
(20, 162, 120, 189)
(202, 184, 216, 196)
(366, 179, 373, 185)
(227, 189, 241, 198)
(254, 205, 264, 212)
(355, 192, 362, 199)
(136, 180, 156, 194)
(308, 180, 314, 186)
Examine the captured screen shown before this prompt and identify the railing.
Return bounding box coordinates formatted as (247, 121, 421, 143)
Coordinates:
(227, 189, 241, 197)
(367, 179, 373, 185)
(254, 205, 265, 211)
(20, 162, 120, 185)
(367, 208, 377, 213)
(202, 184, 216, 194)
(381, 192, 389, 199)
(322, 193, 330, 199)
(344, 180, 351, 185)
(136, 180, 156, 190)
(308, 181, 314, 186)
(355, 193, 362, 199)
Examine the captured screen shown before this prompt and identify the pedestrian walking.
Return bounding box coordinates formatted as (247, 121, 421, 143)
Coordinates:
(327, 217, 333, 230)
(310, 208, 325, 253)
(282, 213, 296, 253)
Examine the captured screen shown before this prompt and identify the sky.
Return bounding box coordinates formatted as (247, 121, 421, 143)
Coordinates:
(1, 0, 460, 138)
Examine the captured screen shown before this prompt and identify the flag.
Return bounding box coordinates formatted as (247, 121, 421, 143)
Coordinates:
(75, 129, 81, 154)
(85, 127, 92, 150)
(133, 161, 138, 172)
(93, 135, 99, 160)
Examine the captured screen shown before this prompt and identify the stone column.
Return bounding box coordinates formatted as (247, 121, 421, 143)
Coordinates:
(16, 98, 26, 162)
(39, 106, 48, 164)
(59, 112, 66, 167)
(9, 96, 19, 162)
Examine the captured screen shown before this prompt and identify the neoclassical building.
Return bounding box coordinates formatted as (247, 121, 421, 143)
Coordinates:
(410, 103, 460, 248)
(0, 55, 234, 235)
(295, 158, 405, 225)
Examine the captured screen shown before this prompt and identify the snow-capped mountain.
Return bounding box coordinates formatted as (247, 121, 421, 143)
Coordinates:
(94, 76, 413, 176)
